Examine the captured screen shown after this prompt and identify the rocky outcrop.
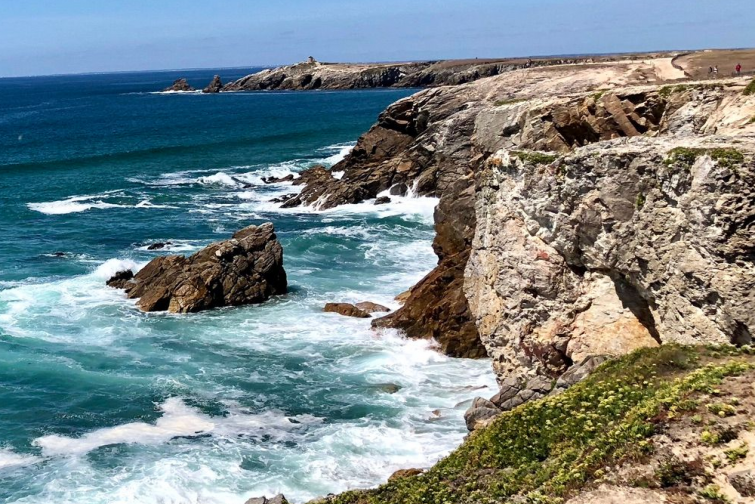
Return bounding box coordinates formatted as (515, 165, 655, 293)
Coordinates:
(244, 495, 289, 504)
(467, 137, 754, 382)
(202, 75, 223, 93)
(108, 223, 286, 313)
(355, 302, 390, 313)
(163, 78, 195, 92)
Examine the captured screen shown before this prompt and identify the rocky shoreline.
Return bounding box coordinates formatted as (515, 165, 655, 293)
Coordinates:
(152, 51, 755, 503)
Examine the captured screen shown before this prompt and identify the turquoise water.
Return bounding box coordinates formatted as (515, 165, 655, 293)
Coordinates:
(0, 70, 496, 504)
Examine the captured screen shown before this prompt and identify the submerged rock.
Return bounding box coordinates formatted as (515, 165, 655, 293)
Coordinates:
(323, 303, 370, 318)
(262, 174, 295, 184)
(146, 241, 172, 250)
(109, 223, 286, 313)
(202, 75, 223, 94)
(163, 78, 195, 92)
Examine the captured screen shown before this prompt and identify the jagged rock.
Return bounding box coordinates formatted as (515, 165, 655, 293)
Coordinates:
(729, 469, 755, 497)
(355, 302, 390, 313)
(107, 270, 135, 290)
(262, 174, 295, 184)
(269, 193, 298, 204)
(464, 397, 501, 431)
(163, 78, 194, 92)
(388, 468, 424, 481)
(147, 242, 172, 251)
(202, 75, 223, 94)
(244, 495, 289, 504)
(109, 223, 286, 313)
(323, 303, 370, 318)
(374, 196, 391, 205)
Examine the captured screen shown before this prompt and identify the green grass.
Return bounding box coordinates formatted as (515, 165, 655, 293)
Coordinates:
(326, 345, 754, 504)
(744, 78, 755, 96)
(664, 147, 745, 171)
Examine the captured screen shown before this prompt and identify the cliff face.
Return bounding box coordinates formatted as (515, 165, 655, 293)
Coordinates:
(286, 59, 729, 360)
(468, 138, 754, 381)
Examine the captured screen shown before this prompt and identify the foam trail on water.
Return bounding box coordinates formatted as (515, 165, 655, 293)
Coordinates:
(0, 448, 41, 471)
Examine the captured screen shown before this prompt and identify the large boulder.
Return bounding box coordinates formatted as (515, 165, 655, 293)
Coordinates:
(163, 78, 195, 92)
(108, 223, 286, 313)
(323, 303, 370, 318)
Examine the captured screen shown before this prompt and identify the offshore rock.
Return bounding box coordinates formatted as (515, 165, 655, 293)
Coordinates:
(109, 223, 287, 313)
(202, 75, 223, 93)
(163, 78, 194, 92)
(355, 301, 390, 313)
(106, 270, 134, 290)
(323, 303, 371, 318)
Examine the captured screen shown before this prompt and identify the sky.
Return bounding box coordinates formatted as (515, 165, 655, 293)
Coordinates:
(0, 0, 753, 77)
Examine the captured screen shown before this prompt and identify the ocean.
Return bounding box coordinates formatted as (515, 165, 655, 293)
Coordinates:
(0, 69, 496, 503)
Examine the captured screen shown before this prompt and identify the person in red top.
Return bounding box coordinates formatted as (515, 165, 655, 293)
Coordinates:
(736, 63, 742, 75)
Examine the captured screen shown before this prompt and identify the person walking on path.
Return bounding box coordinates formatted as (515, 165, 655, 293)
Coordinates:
(736, 63, 742, 76)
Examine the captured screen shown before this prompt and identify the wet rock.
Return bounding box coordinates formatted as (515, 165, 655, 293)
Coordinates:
(106, 270, 135, 290)
(269, 193, 298, 204)
(163, 78, 194, 92)
(202, 75, 223, 94)
(323, 303, 370, 318)
(464, 397, 501, 431)
(377, 383, 401, 394)
(111, 223, 287, 313)
(389, 183, 409, 196)
(147, 242, 172, 251)
(355, 301, 390, 313)
(729, 469, 755, 497)
(374, 196, 391, 205)
(262, 174, 295, 184)
(52, 252, 67, 257)
(388, 468, 424, 481)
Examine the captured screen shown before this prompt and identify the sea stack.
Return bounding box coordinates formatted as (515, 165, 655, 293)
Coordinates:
(163, 78, 195, 92)
(202, 75, 223, 93)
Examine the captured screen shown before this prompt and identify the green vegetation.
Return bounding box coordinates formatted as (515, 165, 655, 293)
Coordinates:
(699, 484, 730, 503)
(591, 90, 607, 101)
(494, 97, 528, 106)
(328, 345, 754, 504)
(635, 193, 646, 210)
(707, 402, 736, 417)
(664, 147, 745, 171)
(724, 443, 749, 463)
(744, 78, 755, 96)
(511, 151, 558, 165)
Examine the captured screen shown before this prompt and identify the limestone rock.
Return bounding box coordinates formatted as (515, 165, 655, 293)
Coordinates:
(163, 78, 194, 92)
(323, 303, 371, 318)
(110, 223, 287, 313)
(202, 75, 223, 93)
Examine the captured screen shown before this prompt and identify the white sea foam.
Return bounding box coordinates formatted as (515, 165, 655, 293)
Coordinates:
(34, 398, 215, 457)
(27, 195, 126, 215)
(197, 172, 240, 187)
(93, 258, 142, 280)
(0, 448, 41, 471)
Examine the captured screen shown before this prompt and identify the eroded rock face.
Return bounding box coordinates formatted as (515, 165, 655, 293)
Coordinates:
(109, 223, 287, 313)
(466, 139, 755, 381)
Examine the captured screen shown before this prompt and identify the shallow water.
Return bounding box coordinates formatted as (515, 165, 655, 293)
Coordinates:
(0, 69, 496, 504)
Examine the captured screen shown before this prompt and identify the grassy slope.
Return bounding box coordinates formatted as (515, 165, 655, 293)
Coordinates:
(323, 345, 755, 504)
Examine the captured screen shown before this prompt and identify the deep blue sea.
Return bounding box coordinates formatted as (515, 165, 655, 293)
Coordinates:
(0, 69, 495, 503)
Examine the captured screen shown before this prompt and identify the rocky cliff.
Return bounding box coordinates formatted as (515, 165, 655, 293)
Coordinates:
(282, 60, 755, 380)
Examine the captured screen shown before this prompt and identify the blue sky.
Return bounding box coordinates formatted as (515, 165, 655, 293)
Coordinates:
(0, 0, 753, 77)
